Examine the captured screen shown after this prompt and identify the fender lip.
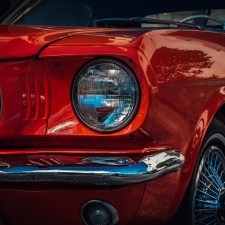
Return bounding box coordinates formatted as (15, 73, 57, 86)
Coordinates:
(0, 150, 185, 186)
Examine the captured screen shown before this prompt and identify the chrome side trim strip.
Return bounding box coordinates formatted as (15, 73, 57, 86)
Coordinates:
(81, 157, 134, 166)
(0, 150, 185, 186)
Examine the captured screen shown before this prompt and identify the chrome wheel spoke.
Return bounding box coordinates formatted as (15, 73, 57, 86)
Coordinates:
(197, 189, 217, 200)
(200, 172, 220, 192)
(193, 146, 225, 225)
(196, 214, 216, 222)
(195, 209, 217, 213)
(206, 165, 223, 188)
(198, 179, 219, 196)
(195, 199, 217, 205)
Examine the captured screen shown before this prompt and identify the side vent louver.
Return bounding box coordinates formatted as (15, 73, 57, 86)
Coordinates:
(20, 73, 48, 120)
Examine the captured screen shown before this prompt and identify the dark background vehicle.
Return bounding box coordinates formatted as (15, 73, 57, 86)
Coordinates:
(1, 0, 225, 29)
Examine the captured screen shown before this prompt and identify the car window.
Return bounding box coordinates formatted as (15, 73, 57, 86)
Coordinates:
(209, 9, 225, 25)
(145, 10, 225, 27)
(211, 9, 225, 20)
(146, 10, 208, 22)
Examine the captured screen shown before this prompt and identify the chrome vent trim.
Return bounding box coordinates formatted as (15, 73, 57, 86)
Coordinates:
(20, 73, 48, 120)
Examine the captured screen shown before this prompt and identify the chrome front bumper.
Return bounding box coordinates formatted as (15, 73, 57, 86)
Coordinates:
(0, 150, 185, 186)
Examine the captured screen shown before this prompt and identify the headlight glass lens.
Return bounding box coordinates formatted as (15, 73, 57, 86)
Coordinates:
(72, 60, 139, 132)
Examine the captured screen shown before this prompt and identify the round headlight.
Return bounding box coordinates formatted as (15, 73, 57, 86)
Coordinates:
(72, 59, 139, 132)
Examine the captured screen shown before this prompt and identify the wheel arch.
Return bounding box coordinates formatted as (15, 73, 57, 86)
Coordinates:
(168, 87, 225, 224)
(179, 89, 225, 225)
(184, 87, 225, 178)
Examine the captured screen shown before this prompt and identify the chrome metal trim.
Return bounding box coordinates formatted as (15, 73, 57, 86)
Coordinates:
(0, 150, 185, 186)
(81, 157, 134, 166)
(0, 162, 10, 168)
(71, 58, 140, 133)
(81, 200, 119, 225)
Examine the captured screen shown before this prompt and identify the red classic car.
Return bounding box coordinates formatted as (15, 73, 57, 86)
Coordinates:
(0, 0, 225, 225)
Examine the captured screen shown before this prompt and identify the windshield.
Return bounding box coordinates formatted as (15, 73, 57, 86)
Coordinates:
(1, 0, 225, 29)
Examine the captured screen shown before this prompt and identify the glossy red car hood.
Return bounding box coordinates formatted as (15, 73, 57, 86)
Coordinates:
(0, 25, 146, 59)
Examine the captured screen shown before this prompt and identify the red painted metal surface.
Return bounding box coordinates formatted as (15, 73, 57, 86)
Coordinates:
(0, 184, 145, 225)
(0, 59, 49, 136)
(0, 26, 145, 59)
(0, 25, 225, 225)
(0, 25, 75, 59)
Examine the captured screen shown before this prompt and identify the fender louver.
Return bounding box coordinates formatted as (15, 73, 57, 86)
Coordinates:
(19, 73, 49, 120)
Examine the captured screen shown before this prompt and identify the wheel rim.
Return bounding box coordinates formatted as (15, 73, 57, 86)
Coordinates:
(193, 146, 225, 225)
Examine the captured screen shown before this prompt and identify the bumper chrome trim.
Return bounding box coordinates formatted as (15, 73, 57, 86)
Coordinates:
(0, 150, 185, 186)
(81, 157, 134, 166)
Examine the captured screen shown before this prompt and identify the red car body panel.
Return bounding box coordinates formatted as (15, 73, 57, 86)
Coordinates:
(0, 184, 146, 225)
(1, 25, 225, 225)
(0, 25, 77, 59)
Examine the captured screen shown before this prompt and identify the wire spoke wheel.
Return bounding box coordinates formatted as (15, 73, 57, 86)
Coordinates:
(193, 146, 225, 225)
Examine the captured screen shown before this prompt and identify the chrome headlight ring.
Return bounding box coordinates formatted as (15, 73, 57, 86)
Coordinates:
(71, 59, 140, 133)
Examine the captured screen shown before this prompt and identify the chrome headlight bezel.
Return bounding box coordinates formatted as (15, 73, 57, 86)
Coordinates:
(71, 59, 140, 133)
